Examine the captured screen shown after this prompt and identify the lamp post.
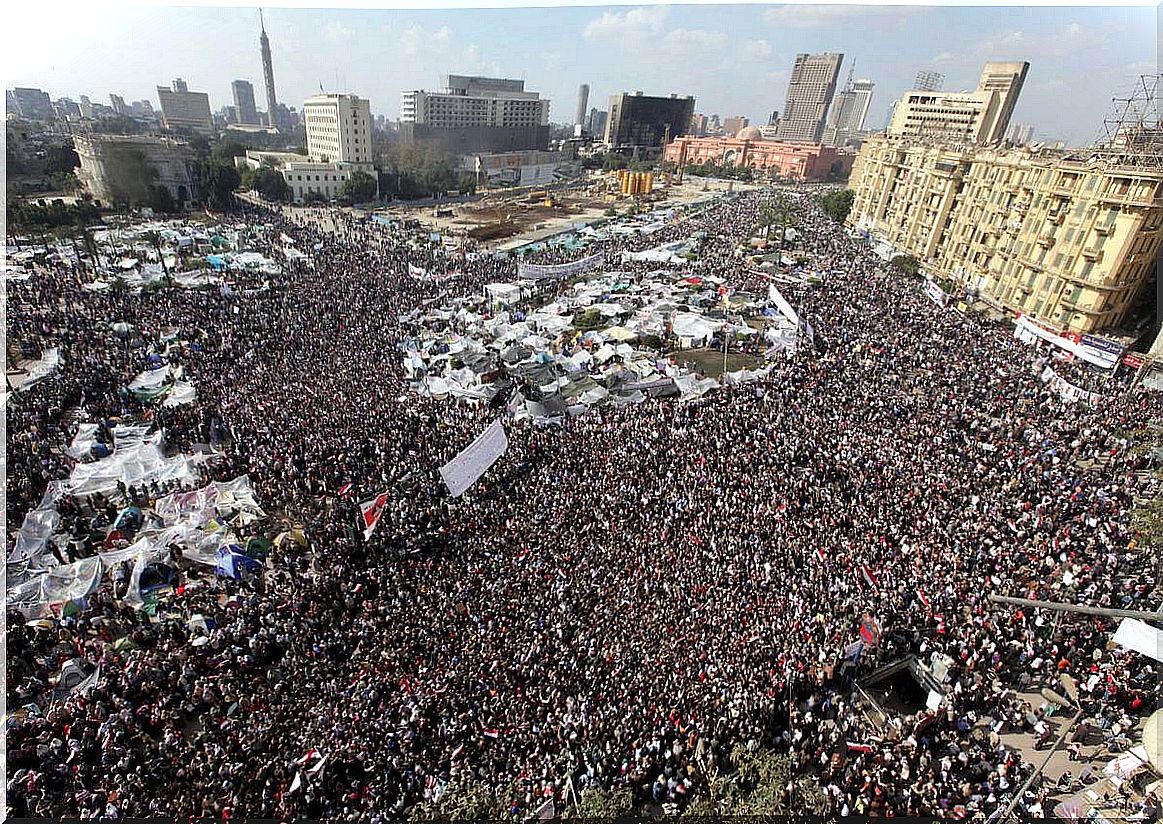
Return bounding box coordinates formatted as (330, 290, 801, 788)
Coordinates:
(996, 674, 1082, 822)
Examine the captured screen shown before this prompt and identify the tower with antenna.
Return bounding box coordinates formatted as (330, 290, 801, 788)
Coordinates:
(260, 9, 279, 129)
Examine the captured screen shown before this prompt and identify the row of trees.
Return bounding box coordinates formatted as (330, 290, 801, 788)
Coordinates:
(6, 198, 101, 231)
(818, 188, 854, 224)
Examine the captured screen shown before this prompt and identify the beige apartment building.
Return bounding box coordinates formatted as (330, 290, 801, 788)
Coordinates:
(848, 134, 1163, 333)
(887, 61, 1028, 145)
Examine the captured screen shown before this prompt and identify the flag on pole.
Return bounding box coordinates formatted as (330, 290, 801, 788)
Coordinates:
(858, 563, 878, 591)
(337, 482, 353, 497)
(916, 589, 931, 611)
(358, 491, 390, 539)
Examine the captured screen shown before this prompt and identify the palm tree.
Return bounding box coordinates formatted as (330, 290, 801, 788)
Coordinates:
(143, 230, 169, 276)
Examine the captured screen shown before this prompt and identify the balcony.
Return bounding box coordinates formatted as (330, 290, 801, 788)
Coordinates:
(1047, 211, 1065, 225)
(1093, 223, 1115, 236)
(1081, 246, 1104, 262)
(1037, 232, 1056, 247)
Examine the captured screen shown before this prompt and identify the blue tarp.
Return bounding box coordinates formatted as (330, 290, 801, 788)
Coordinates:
(206, 255, 226, 270)
(214, 546, 262, 579)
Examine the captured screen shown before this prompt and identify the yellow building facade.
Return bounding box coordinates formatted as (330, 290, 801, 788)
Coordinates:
(848, 135, 1163, 333)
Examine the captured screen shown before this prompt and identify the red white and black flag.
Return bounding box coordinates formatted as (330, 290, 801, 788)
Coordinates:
(858, 562, 879, 591)
(359, 491, 391, 539)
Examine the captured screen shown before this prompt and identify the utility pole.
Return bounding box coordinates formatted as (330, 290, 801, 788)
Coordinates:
(988, 593, 1163, 623)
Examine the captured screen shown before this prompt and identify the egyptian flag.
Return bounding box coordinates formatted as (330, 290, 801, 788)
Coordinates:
(847, 742, 874, 754)
(295, 748, 321, 766)
(858, 563, 879, 591)
(359, 491, 391, 539)
(337, 482, 353, 498)
(816, 547, 826, 564)
(916, 589, 931, 611)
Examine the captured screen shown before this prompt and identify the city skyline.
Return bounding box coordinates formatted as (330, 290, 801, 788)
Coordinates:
(6, 3, 1157, 146)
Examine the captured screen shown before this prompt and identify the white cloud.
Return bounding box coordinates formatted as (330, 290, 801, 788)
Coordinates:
(661, 28, 729, 51)
(931, 52, 956, 66)
(583, 6, 669, 48)
(976, 21, 1101, 60)
(761, 5, 915, 29)
(739, 39, 774, 61)
(398, 23, 452, 57)
(324, 21, 352, 45)
(541, 51, 562, 72)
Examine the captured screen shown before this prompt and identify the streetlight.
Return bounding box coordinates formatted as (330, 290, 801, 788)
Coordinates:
(995, 674, 1083, 822)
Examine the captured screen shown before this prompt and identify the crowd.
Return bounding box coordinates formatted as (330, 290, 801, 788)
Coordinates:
(5, 186, 1161, 820)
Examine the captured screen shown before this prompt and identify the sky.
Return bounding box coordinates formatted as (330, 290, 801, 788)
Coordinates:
(4, 2, 1157, 146)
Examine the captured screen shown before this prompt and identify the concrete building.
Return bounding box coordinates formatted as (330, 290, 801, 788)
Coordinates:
(824, 78, 875, 147)
(109, 94, 129, 117)
(10, 87, 56, 121)
(887, 61, 1029, 145)
(156, 79, 213, 132)
(575, 84, 590, 126)
(232, 80, 259, 125)
(400, 75, 550, 153)
(74, 133, 199, 205)
(1008, 123, 1036, 145)
(776, 53, 844, 143)
(54, 98, 82, 120)
(723, 116, 750, 137)
(847, 134, 1163, 333)
(604, 91, 695, 150)
(587, 108, 608, 139)
(664, 131, 853, 182)
(303, 93, 373, 167)
(236, 149, 358, 204)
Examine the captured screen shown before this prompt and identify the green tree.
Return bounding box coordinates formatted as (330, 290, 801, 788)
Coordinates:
(252, 167, 291, 202)
(891, 254, 922, 278)
(819, 189, 855, 224)
(341, 169, 378, 204)
(199, 159, 241, 211)
(575, 786, 634, 817)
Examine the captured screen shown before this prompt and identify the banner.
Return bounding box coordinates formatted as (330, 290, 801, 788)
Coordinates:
(517, 252, 604, 281)
(440, 419, 509, 497)
(1113, 617, 1163, 663)
(1014, 314, 1119, 369)
(766, 283, 799, 326)
(923, 279, 948, 307)
(1039, 365, 1102, 405)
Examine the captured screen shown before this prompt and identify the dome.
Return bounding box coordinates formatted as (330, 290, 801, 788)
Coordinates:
(736, 126, 764, 141)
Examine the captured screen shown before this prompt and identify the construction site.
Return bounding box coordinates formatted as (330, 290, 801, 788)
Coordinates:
(369, 170, 760, 252)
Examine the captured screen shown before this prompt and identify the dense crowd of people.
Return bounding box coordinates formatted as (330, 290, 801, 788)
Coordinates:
(5, 186, 1160, 820)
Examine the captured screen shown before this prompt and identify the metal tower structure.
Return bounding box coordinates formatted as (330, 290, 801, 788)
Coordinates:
(1092, 74, 1163, 168)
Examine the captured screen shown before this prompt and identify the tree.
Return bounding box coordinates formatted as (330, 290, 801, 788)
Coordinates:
(147, 185, 176, 215)
(252, 167, 291, 202)
(575, 786, 634, 817)
(819, 189, 855, 224)
(891, 254, 922, 278)
(199, 159, 241, 211)
(341, 170, 378, 204)
(304, 191, 328, 205)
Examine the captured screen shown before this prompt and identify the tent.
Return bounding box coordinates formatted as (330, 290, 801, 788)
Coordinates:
(215, 546, 262, 579)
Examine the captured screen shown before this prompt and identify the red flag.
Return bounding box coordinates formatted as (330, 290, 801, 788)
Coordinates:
(916, 589, 931, 610)
(859, 563, 878, 591)
(337, 482, 353, 497)
(816, 547, 826, 563)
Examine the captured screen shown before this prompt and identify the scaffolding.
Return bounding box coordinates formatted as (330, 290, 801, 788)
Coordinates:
(1091, 73, 1163, 169)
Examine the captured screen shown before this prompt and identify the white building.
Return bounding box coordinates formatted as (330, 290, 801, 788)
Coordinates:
(400, 76, 549, 129)
(886, 61, 1028, 145)
(237, 150, 359, 204)
(302, 93, 373, 166)
(75, 134, 199, 204)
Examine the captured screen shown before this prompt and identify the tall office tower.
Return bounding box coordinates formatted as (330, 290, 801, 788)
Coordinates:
(303, 93, 373, 165)
(824, 76, 875, 146)
(976, 61, 1030, 147)
(604, 91, 696, 148)
(260, 10, 279, 128)
(914, 70, 945, 92)
(232, 80, 259, 125)
(575, 84, 590, 126)
(776, 52, 844, 143)
(109, 94, 129, 116)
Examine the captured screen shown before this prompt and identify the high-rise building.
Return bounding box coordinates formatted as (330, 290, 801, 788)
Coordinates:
(303, 93, 373, 166)
(79, 95, 93, 118)
(847, 134, 1163, 333)
(54, 98, 82, 120)
(914, 70, 944, 92)
(259, 11, 280, 129)
(604, 91, 695, 149)
(723, 116, 750, 136)
(109, 94, 129, 117)
(690, 113, 709, 136)
(401, 75, 550, 153)
(232, 80, 260, 125)
(575, 84, 590, 126)
(824, 77, 875, 147)
(587, 108, 608, 139)
(1008, 123, 1035, 145)
(887, 61, 1028, 146)
(10, 87, 56, 121)
(776, 52, 844, 143)
(976, 61, 1030, 147)
(156, 79, 213, 132)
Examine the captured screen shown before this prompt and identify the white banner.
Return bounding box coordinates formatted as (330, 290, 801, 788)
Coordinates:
(1039, 365, 1102, 405)
(517, 252, 604, 281)
(924, 279, 948, 307)
(766, 284, 799, 326)
(1014, 315, 1119, 370)
(440, 420, 509, 497)
(1113, 618, 1163, 663)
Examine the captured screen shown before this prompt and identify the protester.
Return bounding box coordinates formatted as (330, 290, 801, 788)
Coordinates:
(5, 188, 1160, 820)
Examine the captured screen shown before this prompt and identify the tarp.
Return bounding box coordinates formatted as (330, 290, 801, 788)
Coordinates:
(66, 422, 101, 459)
(1113, 618, 1163, 663)
(14, 348, 61, 391)
(439, 419, 509, 497)
(162, 380, 197, 407)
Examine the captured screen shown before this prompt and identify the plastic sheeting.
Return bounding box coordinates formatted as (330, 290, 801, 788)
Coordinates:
(162, 381, 197, 407)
